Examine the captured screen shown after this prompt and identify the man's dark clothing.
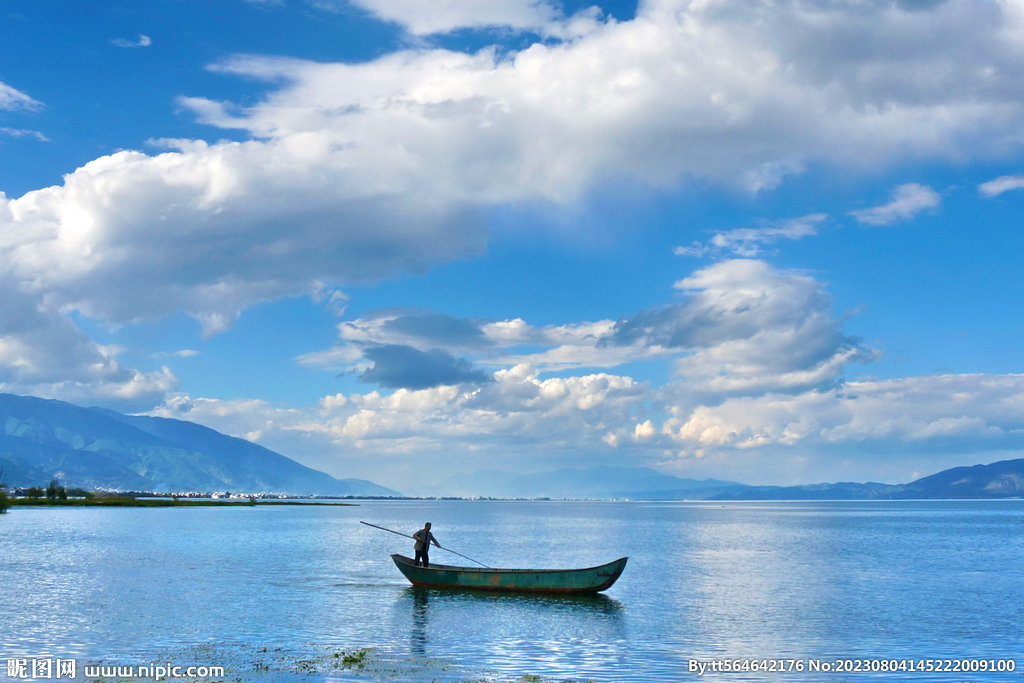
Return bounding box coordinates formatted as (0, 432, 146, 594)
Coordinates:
(412, 527, 439, 567)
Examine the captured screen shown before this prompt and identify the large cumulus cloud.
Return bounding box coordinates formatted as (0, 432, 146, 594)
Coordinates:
(307, 260, 875, 394)
(4, 0, 1024, 405)
(5, 0, 1024, 334)
(611, 259, 878, 395)
(0, 143, 486, 336)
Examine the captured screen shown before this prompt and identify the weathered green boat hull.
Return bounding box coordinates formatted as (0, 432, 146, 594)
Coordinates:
(390, 554, 627, 594)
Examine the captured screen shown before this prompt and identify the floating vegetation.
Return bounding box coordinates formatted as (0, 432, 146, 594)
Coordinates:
(340, 649, 369, 667)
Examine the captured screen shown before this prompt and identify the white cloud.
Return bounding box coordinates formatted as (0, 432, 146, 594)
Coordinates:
(0, 0, 1021, 342)
(310, 283, 349, 316)
(475, 318, 658, 374)
(676, 213, 826, 258)
(849, 183, 941, 225)
(0, 81, 42, 112)
(484, 319, 617, 349)
(488, 256, 874, 387)
(302, 260, 874, 388)
(634, 420, 656, 440)
(495, 341, 672, 372)
(112, 35, 152, 48)
(297, 344, 366, 369)
(0, 284, 176, 409)
(156, 362, 632, 438)
(979, 174, 1024, 197)
(151, 364, 649, 483)
(0, 142, 488, 336)
(709, 214, 825, 256)
(300, 311, 629, 372)
(0, 127, 48, 142)
(154, 349, 199, 358)
(149, 369, 1024, 490)
(672, 242, 713, 258)
(661, 374, 1024, 452)
(617, 259, 877, 395)
(334, 0, 601, 37)
(192, 0, 1024, 204)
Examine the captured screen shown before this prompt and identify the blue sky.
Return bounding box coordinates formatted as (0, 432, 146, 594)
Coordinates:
(3, 0, 1024, 493)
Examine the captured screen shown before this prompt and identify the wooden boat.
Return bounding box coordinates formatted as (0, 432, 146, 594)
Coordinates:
(390, 554, 627, 594)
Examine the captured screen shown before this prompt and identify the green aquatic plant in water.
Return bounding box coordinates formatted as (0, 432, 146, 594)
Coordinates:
(340, 648, 370, 667)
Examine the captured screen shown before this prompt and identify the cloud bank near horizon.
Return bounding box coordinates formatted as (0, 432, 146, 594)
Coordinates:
(153, 260, 1024, 489)
(151, 367, 1024, 490)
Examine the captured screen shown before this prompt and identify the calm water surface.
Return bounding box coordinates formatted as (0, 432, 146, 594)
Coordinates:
(2, 500, 1023, 682)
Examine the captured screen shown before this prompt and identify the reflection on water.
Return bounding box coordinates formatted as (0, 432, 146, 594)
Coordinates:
(401, 585, 625, 617)
(1, 500, 1022, 682)
(410, 589, 428, 657)
(395, 586, 627, 676)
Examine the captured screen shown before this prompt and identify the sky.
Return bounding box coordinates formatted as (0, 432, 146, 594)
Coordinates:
(2, 0, 1024, 494)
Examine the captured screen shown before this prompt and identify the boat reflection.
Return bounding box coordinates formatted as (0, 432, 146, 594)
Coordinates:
(402, 585, 624, 612)
(411, 588, 429, 656)
(398, 585, 626, 657)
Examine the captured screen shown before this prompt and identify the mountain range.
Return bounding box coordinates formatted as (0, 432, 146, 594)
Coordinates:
(0, 393, 399, 496)
(0, 393, 1021, 499)
(438, 459, 1024, 499)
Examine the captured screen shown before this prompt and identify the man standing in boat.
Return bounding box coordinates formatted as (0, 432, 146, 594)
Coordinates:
(412, 522, 440, 567)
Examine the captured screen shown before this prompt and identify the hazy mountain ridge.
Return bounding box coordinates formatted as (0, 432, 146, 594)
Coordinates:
(707, 459, 1024, 500)
(440, 459, 1024, 500)
(438, 466, 747, 499)
(896, 458, 1024, 498)
(0, 394, 399, 496)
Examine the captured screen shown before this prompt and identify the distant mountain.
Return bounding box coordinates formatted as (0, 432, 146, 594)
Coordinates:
(437, 466, 745, 499)
(706, 457, 1024, 500)
(896, 457, 1024, 498)
(0, 393, 400, 496)
(437, 458, 1024, 500)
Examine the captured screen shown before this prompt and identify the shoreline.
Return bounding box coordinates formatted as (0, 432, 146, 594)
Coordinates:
(8, 498, 357, 507)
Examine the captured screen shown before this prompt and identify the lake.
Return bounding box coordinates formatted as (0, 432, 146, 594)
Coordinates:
(2, 500, 1022, 682)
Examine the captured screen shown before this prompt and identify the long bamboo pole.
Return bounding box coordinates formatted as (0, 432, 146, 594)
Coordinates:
(360, 520, 491, 568)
